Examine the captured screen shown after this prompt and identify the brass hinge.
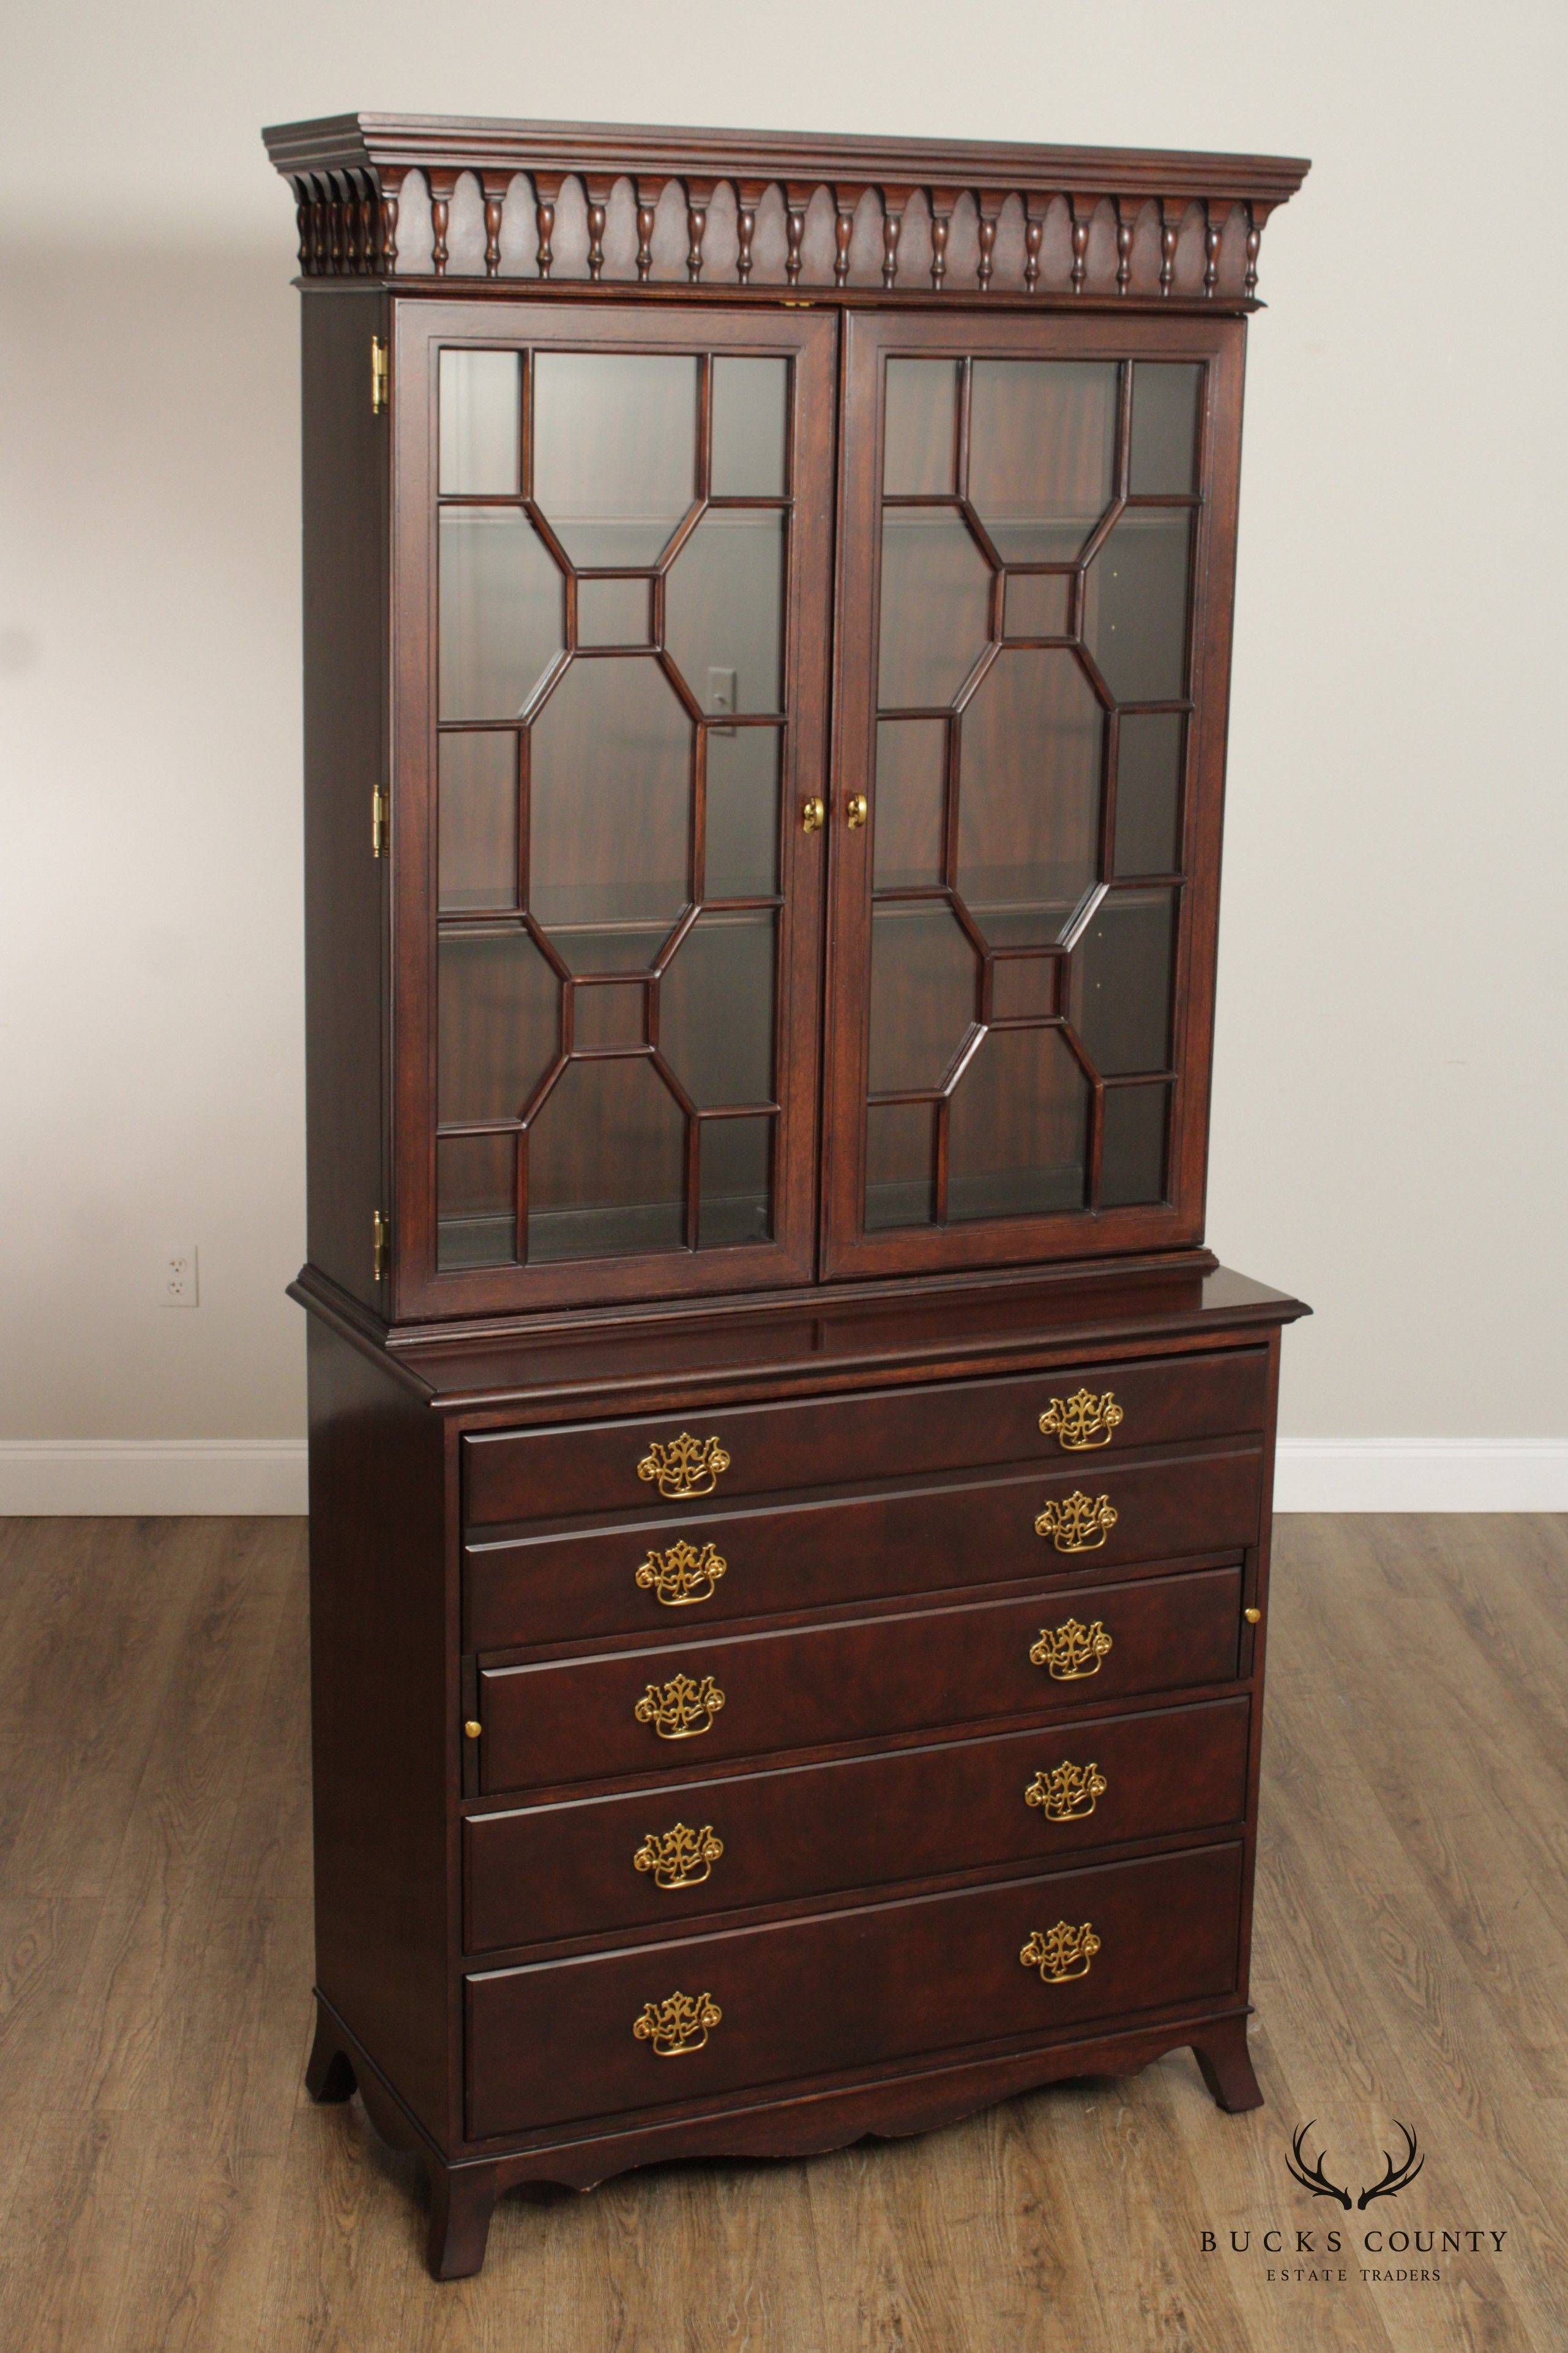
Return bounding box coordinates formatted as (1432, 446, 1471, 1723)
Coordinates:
(371, 335, 389, 415)
(371, 785, 389, 858)
(372, 1209, 389, 1284)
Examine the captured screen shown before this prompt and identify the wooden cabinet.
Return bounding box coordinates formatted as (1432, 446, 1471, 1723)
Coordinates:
(266, 110, 1309, 2278)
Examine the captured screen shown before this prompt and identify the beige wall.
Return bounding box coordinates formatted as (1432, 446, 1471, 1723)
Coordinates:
(2, 0, 1564, 1500)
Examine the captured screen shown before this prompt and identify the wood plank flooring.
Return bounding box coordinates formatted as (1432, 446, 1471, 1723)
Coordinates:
(0, 1514, 1562, 2351)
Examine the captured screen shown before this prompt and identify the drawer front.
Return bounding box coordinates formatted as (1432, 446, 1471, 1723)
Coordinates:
(466, 1839, 1245, 2137)
(474, 1564, 1244, 1796)
(465, 1445, 1263, 1651)
(462, 1349, 1269, 1529)
(465, 1694, 1251, 1951)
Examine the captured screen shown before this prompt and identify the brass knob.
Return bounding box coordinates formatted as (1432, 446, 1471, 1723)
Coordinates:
(463, 1719, 482, 1740)
(1244, 1607, 1262, 1625)
(801, 796, 825, 832)
(846, 792, 868, 828)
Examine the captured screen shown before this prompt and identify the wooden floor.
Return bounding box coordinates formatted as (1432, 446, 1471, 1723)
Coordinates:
(0, 1514, 1562, 2351)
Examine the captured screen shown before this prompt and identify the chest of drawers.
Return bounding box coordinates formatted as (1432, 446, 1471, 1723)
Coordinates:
(298, 1258, 1304, 2276)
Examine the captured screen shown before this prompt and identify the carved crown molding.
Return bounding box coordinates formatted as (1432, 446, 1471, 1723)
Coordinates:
(262, 114, 1309, 304)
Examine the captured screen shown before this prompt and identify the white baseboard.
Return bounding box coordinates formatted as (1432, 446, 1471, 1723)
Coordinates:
(0, 1440, 309, 1515)
(0, 1437, 1563, 1517)
(1274, 1440, 1568, 1513)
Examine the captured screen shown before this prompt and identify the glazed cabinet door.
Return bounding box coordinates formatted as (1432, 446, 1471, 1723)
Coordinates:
(822, 312, 1244, 1279)
(390, 302, 836, 1315)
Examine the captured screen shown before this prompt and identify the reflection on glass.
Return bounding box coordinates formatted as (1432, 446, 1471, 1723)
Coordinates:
(439, 511, 564, 720)
(437, 1132, 515, 1270)
(572, 980, 644, 1050)
(1101, 1080, 1170, 1205)
(990, 956, 1059, 1022)
(665, 512, 785, 715)
(958, 649, 1103, 946)
(968, 361, 1118, 563)
(711, 358, 788, 496)
(661, 911, 776, 1107)
(878, 512, 992, 709)
(874, 720, 947, 889)
(867, 902, 977, 1094)
(528, 657, 692, 967)
(577, 577, 651, 646)
(1002, 573, 1071, 640)
(438, 928, 558, 1124)
(527, 1057, 684, 1260)
(698, 1115, 772, 1246)
(865, 1101, 936, 1230)
(439, 350, 521, 495)
(439, 733, 517, 911)
(1070, 888, 1178, 1075)
(1083, 511, 1192, 703)
(1130, 364, 1202, 496)
(1114, 713, 1184, 876)
(532, 352, 696, 565)
(883, 360, 958, 495)
(947, 1026, 1088, 1220)
(705, 727, 780, 899)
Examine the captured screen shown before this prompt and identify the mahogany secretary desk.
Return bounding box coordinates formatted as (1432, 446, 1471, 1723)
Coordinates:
(263, 113, 1310, 2278)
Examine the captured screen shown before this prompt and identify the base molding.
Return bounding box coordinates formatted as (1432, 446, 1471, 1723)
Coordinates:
(1273, 1438, 1568, 1512)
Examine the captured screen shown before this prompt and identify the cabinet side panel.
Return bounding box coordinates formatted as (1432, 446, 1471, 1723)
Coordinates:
(307, 1318, 451, 2138)
(302, 290, 387, 1306)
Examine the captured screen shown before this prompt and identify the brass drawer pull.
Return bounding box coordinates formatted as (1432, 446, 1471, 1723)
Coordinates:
(1030, 1617, 1113, 1680)
(1025, 1760, 1107, 1821)
(634, 1820, 724, 1889)
(1040, 1388, 1124, 1450)
(637, 1432, 731, 1500)
(1035, 1490, 1117, 1552)
(633, 1991, 722, 2056)
(1021, 1921, 1101, 1983)
(636, 1538, 728, 1606)
(634, 1672, 726, 1739)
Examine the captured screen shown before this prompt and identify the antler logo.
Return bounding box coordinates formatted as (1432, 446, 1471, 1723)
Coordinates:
(1286, 2122, 1425, 2210)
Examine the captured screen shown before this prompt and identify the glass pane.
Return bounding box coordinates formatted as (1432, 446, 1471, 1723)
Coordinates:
(705, 728, 779, 899)
(1002, 573, 1071, 639)
(990, 956, 1059, 1022)
(1070, 888, 1178, 1075)
(884, 360, 958, 495)
(947, 1027, 1088, 1221)
(439, 350, 520, 495)
(438, 927, 558, 1124)
(665, 512, 785, 716)
(1130, 364, 1202, 496)
(878, 512, 992, 710)
(968, 361, 1118, 563)
(527, 1057, 685, 1261)
(957, 649, 1103, 947)
(573, 980, 644, 1051)
(577, 577, 651, 646)
(439, 511, 563, 720)
(532, 352, 696, 566)
(437, 1132, 515, 1270)
(867, 903, 977, 1094)
(528, 657, 692, 968)
(1101, 1082, 1170, 1206)
(1083, 512, 1192, 703)
(439, 733, 517, 911)
(865, 1101, 936, 1230)
(874, 720, 947, 889)
(711, 358, 788, 496)
(660, 911, 775, 1107)
(1114, 713, 1184, 877)
(698, 1115, 772, 1247)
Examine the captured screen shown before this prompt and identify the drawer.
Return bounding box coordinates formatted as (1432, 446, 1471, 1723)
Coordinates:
(465, 1839, 1245, 2136)
(462, 1349, 1269, 1530)
(465, 1693, 1251, 1951)
(465, 1443, 1263, 1651)
(473, 1563, 1244, 1795)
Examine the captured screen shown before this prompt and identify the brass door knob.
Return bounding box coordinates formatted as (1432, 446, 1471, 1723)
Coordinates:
(1244, 1607, 1262, 1624)
(846, 792, 868, 828)
(801, 796, 826, 832)
(463, 1719, 482, 1740)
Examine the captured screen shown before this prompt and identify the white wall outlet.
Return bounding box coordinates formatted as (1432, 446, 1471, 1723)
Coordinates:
(162, 1246, 199, 1307)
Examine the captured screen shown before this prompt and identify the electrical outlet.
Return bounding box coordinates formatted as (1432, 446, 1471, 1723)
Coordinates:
(162, 1247, 199, 1308)
(707, 667, 737, 735)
